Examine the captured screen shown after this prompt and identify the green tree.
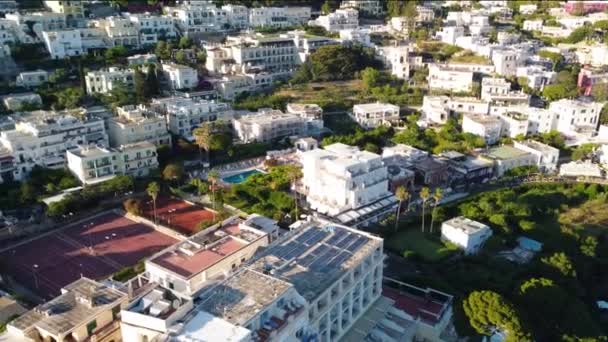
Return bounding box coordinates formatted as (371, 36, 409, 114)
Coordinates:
(360, 67, 382, 93)
(463, 291, 532, 342)
(580, 235, 598, 257)
(105, 45, 128, 65)
(571, 143, 597, 161)
(134, 68, 147, 103)
(178, 36, 192, 49)
(193, 124, 212, 166)
(146, 182, 160, 224)
(321, 0, 331, 14)
(144, 64, 160, 98)
(207, 170, 220, 213)
(162, 163, 183, 183)
(541, 252, 577, 277)
(291, 45, 377, 83)
(538, 50, 563, 71)
(591, 82, 608, 102)
(123, 198, 143, 216)
(429, 188, 443, 234)
(175, 50, 187, 65)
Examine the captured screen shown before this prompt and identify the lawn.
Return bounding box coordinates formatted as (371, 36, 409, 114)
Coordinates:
(386, 229, 459, 262)
(275, 80, 363, 111)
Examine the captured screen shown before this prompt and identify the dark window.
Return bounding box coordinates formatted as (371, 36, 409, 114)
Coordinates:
(86, 320, 97, 335)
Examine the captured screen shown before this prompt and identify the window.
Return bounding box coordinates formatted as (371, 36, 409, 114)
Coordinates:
(86, 320, 97, 335)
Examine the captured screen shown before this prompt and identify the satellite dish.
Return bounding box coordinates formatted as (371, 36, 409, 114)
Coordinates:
(172, 300, 180, 309)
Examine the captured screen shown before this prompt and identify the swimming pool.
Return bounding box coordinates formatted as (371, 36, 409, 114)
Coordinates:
(222, 169, 262, 184)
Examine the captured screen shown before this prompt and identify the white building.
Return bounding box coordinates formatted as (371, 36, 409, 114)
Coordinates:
(67, 142, 158, 184)
(205, 34, 299, 81)
(107, 105, 171, 148)
(164, 2, 228, 35)
(520, 4, 538, 14)
(513, 140, 559, 173)
(427, 64, 474, 92)
(93, 16, 139, 48)
(559, 160, 604, 178)
(288, 30, 341, 62)
(462, 114, 502, 144)
(16, 70, 49, 88)
(43, 0, 84, 19)
(214, 73, 272, 100)
(85, 67, 135, 94)
(438, 26, 465, 45)
(339, 28, 371, 47)
(222, 4, 249, 30)
(516, 65, 556, 90)
(127, 53, 158, 66)
(481, 77, 530, 105)
(0, 109, 108, 180)
(481, 145, 536, 177)
(312, 8, 359, 33)
(498, 111, 530, 138)
(286, 103, 324, 135)
(375, 44, 412, 79)
(351, 103, 400, 129)
(161, 63, 198, 90)
(233, 109, 307, 143)
(341, 0, 383, 16)
(2, 93, 42, 111)
(127, 12, 177, 45)
(249, 6, 311, 28)
(441, 216, 493, 255)
(422, 95, 489, 124)
(300, 143, 396, 225)
(42, 29, 84, 59)
(151, 97, 231, 139)
(549, 98, 603, 137)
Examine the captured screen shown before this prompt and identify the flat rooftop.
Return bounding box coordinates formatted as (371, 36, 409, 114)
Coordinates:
(465, 113, 501, 125)
(443, 216, 489, 234)
(249, 221, 381, 302)
(353, 102, 399, 112)
(515, 140, 559, 153)
(198, 269, 292, 326)
(485, 145, 531, 160)
(149, 220, 267, 279)
(10, 278, 126, 336)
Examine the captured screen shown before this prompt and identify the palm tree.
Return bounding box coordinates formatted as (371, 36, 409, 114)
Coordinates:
(207, 170, 220, 216)
(429, 188, 443, 234)
(394, 186, 409, 232)
(146, 182, 160, 225)
(192, 123, 212, 167)
(420, 187, 430, 233)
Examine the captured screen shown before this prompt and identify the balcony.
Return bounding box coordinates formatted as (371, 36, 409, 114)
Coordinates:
(254, 301, 304, 342)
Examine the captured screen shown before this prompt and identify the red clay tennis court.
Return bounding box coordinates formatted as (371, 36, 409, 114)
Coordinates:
(0, 212, 177, 299)
(142, 197, 215, 236)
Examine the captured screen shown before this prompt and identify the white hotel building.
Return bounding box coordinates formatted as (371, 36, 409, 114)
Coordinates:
(42, 29, 84, 59)
(66, 142, 158, 184)
(312, 8, 359, 32)
(164, 2, 228, 35)
(427, 64, 474, 92)
(0, 109, 108, 181)
(300, 143, 396, 226)
(161, 63, 198, 90)
(127, 12, 177, 45)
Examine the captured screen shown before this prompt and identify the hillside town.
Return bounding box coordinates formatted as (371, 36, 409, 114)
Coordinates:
(0, 1, 605, 341)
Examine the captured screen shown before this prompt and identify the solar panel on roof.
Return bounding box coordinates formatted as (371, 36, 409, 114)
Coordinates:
(336, 234, 357, 249)
(299, 254, 316, 266)
(346, 236, 367, 253)
(304, 230, 329, 246)
(295, 229, 316, 243)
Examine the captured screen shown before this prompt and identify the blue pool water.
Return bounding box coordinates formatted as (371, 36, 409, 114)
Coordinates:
(222, 169, 262, 184)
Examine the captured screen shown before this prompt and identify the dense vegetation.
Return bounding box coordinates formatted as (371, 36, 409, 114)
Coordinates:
(383, 183, 608, 340)
(0, 167, 78, 210)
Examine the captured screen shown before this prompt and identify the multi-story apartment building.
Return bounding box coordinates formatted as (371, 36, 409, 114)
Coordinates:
(43, 0, 84, 19)
(206, 33, 300, 80)
(549, 98, 603, 136)
(151, 97, 231, 139)
(513, 140, 559, 172)
(375, 44, 412, 79)
(422, 95, 489, 124)
(108, 105, 171, 148)
(0, 109, 108, 180)
(6, 11, 69, 37)
(340, 0, 383, 16)
(351, 102, 400, 129)
(516, 65, 556, 90)
(67, 142, 158, 184)
(42, 29, 84, 59)
(498, 111, 530, 138)
(313, 8, 359, 32)
(127, 13, 177, 45)
(249, 6, 311, 28)
(214, 72, 273, 100)
(161, 63, 198, 90)
(301, 143, 396, 226)
(233, 109, 307, 143)
(438, 25, 465, 45)
(491, 48, 521, 77)
(3, 278, 128, 342)
(481, 77, 530, 106)
(222, 4, 249, 30)
(427, 64, 474, 92)
(93, 17, 140, 48)
(164, 2, 228, 35)
(85, 67, 135, 94)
